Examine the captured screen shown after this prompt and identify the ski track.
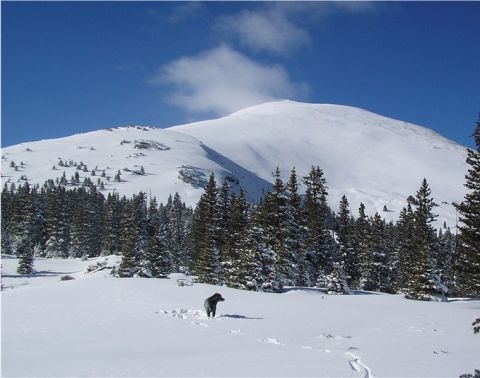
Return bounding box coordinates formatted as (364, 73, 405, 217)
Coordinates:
(346, 352, 374, 378)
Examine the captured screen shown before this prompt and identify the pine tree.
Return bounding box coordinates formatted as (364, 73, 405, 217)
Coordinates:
(303, 166, 333, 285)
(454, 115, 480, 297)
(355, 203, 371, 290)
(336, 195, 357, 286)
(323, 261, 349, 294)
(269, 167, 297, 287)
(247, 193, 282, 292)
(16, 237, 35, 275)
(222, 189, 250, 288)
(167, 193, 192, 273)
(118, 193, 148, 277)
(404, 179, 445, 300)
(190, 174, 220, 284)
(360, 213, 390, 292)
(145, 198, 172, 278)
(285, 167, 307, 286)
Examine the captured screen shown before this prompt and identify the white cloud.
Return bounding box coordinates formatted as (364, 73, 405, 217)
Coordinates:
(151, 45, 308, 116)
(216, 7, 310, 56)
(214, 2, 378, 55)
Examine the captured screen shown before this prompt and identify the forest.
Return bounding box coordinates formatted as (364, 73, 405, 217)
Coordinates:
(2, 120, 479, 300)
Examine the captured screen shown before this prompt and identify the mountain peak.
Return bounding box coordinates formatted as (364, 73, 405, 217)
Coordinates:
(2, 101, 467, 226)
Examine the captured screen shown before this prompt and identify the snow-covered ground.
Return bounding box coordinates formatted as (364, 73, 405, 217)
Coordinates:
(2, 257, 479, 377)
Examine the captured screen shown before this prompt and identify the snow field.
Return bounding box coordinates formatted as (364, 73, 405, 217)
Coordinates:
(2, 257, 479, 377)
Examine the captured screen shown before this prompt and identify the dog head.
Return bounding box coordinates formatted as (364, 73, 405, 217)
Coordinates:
(211, 293, 225, 303)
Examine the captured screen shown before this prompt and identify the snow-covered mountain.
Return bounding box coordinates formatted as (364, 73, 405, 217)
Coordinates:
(2, 100, 468, 226)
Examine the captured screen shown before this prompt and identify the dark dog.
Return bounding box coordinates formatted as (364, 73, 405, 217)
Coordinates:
(204, 293, 225, 318)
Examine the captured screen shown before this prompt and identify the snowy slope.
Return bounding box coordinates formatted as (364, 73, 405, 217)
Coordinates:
(2, 257, 479, 377)
(1, 126, 271, 205)
(170, 100, 468, 225)
(2, 101, 468, 225)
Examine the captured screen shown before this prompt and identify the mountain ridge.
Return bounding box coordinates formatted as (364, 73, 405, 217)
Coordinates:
(2, 101, 467, 226)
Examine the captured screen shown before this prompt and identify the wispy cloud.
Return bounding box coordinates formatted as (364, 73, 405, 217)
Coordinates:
(150, 45, 308, 116)
(215, 2, 378, 56)
(215, 7, 311, 56)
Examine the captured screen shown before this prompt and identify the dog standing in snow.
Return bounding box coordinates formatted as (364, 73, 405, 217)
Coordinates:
(204, 293, 225, 318)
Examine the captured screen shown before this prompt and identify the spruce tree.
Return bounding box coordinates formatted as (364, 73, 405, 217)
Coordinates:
(356, 203, 371, 290)
(360, 213, 390, 292)
(167, 192, 192, 273)
(118, 193, 148, 277)
(269, 167, 297, 287)
(454, 115, 480, 297)
(191, 174, 220, 284)
(336, 195, 357, 286)
(222, 189, 250, 288)
(16, 237, 35, 275)
(303, 166, 333, 285)
(404, 179, 445, 300)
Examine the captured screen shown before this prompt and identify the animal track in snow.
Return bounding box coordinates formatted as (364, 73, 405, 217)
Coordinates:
(230, 329, 245, 335)
(259, 337, 284, 346)
(317, 333, 352, 340)
(158, 309, 206, 321)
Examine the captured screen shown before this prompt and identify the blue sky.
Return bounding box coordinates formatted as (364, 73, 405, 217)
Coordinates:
(2, 1, 479, 148)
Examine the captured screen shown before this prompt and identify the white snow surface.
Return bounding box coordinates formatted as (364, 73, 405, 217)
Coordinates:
(2, 100, 468, 225)
(2, 257, 479, 377)
(171, 101, 468, 226)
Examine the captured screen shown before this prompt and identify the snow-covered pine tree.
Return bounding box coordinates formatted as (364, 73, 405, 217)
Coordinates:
(336, 195, 358, 287)
(360, 213, 391, 292)
(222, 189, 250, 288)
(396, 204, 416, 292)
(144, 197, 172, 278)
(303, 166, 333, 286)
(102, 192, 123, 255)
(16, 237, 35, 275)
(269, 167, 297, 287)
(454, 115, 480, 297)
(323, 261, 350, 294)
(216, 178, 231, 275)
(118, 192, 148, 277)
(285, 167, 308, 286)
(355, 203, 371, 290)
(405, 179, 446, 300)
(167, 192, 192, 273)
(437, 227, 456, 290)
(43, 185, 70, 258)
(190, 173, 220, 284)
(246, 200, 282, 293)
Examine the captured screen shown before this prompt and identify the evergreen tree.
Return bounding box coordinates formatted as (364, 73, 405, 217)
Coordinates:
(145, 197, 172, 278)
(16, 237, 34, 275)
(118, 193, 148, 277)
(454, 115, 480, 297)
(404, 179, 445, 300)
(222, 190, 250, 288)
(285, 167, 308, 286)
(268, 167, 297, 287)
(336, 195, 357, 286)
(303, 166, 333, 285)
(245, 202, 282, 292)
(360, 213, 391, 292)
(167, 193, 192, 273)
(355, 203, 371, 290)
(323, 261, 349, 294)
(190, 174, 220, 284)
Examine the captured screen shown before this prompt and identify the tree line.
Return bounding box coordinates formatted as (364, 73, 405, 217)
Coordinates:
(2, 118, 479, 300)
